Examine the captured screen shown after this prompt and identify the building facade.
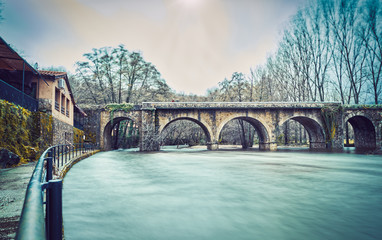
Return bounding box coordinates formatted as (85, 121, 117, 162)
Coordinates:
(35, 71, 81, 145)
(0, 36, 85, 146)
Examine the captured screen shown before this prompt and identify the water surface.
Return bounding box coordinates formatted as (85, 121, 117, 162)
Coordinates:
(63, 149, 382, 240)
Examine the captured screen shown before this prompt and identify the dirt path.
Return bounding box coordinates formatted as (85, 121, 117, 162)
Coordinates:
(0, 163, 36, 240)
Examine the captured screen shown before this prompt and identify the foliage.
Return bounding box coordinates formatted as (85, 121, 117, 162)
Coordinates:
(73, 127, 84, 144)
(84, 128, 97, 144)
(206, 0, 381, 105)
(343, 104, 382, 109)
(105, 103, 134, 114)
(36, 112, 53, 153)
(219, 119, 256, 148)
(105, 103, 134, 126)
(71, 45, 174, 105)
(111, 119, 140, 149)
(160, 120, 207, 146)
(0, 99, 53, 165)
(321, 106, 343, 145)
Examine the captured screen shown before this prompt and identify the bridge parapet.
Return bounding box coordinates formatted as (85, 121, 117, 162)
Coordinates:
(142, 102, 342, 110)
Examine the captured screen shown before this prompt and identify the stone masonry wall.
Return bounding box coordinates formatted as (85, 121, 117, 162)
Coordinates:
(52, 118, 73, 145)
(82, 106, 103, 145)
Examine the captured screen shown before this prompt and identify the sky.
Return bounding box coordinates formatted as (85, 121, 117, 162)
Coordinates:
(0, 0, 306, 95)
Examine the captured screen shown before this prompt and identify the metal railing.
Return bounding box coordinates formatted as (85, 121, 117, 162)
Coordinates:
(55, 101, 59, 111)
(16, 143, 97, 240)
(0, 79, 39, 111)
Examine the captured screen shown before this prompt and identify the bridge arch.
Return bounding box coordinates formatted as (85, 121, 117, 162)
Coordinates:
(218, 116, 271, 150)
(279, 116, 326, 149)
(159, 117, 213, 148)
(100, 110, 142, 150)
(103, 117, 140, 151)
(344, 114, 377, 149)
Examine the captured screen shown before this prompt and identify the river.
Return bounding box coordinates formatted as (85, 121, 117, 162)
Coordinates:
(63, 148, 382, 240)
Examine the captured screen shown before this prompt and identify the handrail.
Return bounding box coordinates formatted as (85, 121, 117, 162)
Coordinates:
(16, 143, 97, 240)
(16, 147, 49, 239)
(0, 79, 39, 111)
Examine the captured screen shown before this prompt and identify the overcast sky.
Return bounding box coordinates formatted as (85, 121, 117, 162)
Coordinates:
(0, 0, 306, 95)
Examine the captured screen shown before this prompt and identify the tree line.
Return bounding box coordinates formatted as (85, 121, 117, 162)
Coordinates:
(70, 0, 378, 148)
(71, 0, 381, 106)
(206, 0, 381, 105)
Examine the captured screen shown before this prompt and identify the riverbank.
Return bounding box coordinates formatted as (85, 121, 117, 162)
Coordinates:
(0, 162, 36, 240)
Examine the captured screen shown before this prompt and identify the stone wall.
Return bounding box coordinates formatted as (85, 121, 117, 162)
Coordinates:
(52, 118, 73, 145)
(82, 106, 104, 146)
(140, 109, 159, 151)
(38, 98, 52, 114)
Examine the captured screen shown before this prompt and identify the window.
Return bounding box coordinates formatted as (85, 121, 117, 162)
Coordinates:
(66, 99, 70, 117)
(61, 95, 65, 115)
(55, 88, 60, 111)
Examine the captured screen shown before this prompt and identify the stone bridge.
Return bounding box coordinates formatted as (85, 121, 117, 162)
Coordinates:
(92, 102, 381, 151)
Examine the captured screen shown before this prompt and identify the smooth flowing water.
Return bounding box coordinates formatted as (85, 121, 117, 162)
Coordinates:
(63, 149, 382, 240)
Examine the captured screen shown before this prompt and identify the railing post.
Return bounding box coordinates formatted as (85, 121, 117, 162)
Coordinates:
(53, 147, 56, 168)
(46, 180, 63, 240)
(61, 145, 64, 166)
(46, 150, 53, 181)
(57, 146, 59, 166)
(46, 157, 53, 182)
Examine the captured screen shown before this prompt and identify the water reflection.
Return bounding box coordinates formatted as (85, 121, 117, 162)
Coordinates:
(63, 149, 382, 240)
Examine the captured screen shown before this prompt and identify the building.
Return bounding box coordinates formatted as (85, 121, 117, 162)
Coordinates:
(0, 37, 41, 111)
(0, 36, 86, 145)
(35, 70, 87, 145)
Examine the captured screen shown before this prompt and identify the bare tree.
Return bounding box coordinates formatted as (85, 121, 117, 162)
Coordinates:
(359, 0, 382, 104)
(73, 46, 173, 105)
(325, 0, 367, 104)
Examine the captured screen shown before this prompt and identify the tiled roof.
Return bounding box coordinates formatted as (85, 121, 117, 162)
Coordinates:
(74, 104, 87, 117)
(39, 70, 67, 78)
(39, 70, 77, 106)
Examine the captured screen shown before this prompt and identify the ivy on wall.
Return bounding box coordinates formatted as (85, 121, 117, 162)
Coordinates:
(38, 111, 53, 151)
(321, 105, 343, 146)
(84, 128, 97, 144)
(344, 104, 382, 109)
(105, 103, 134, 126)
(74, 127, 84, 144)
(0, 99, 53, 164)
(105, 103, 133, 116)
